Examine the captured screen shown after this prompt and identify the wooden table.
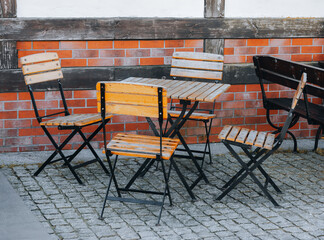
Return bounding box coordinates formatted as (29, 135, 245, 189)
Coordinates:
(122, 77, 230, 200)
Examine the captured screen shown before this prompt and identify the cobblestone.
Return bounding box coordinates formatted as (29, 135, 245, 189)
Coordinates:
(1, 150, 323, 239)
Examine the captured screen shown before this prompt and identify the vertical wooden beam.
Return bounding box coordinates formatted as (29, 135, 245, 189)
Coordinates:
(204, 0, 225, 55)
(0, 0, 17, 69)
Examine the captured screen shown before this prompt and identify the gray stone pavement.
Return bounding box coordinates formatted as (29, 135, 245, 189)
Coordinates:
(0, 140, 323, 240)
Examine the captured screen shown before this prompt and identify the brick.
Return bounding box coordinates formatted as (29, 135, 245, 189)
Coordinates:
(224, 56, 245, 64)
(291, 54, 313, 62)
(257, 47, 279, 55)
(151, 49, 174, 57)
(234, 109, 257, 117)
(222, 117, 244, 125)
(187, 127, 206, 136)
(114, 58, 139, 66)
(269, 39, 291, 46)
(292, 38, 313, 45)
(246, 56, 253, 63)
(0, 93, 17, 101)
(0, 111, 17, 119)
(61, 100, 85, 108)
(4, 119, 31, 128)
(73, 108, 97, 114)
(114, 40, 139, 49)
(313, 38, 324, 45)
(125, 122, 149, 131)
(235, 47, 256, 55)
(45, 91, 63, 100)
(88, 41, 113, 49)
(224, 48, 234, 55)
(165, 40, 185, 48)
(247, 39, 269, 46)
(301, 46, 322, 54)
(271, 54, 291, 61)
(246, 100, 263, 108)
(185, 40, 203, 48)
(33, 41, 59, 49)
(16, 41, 32, 49)
(215, 93, 234, 102)
(19, 110, 44, 119)
(0, 129, 18, 137)
(245, 116, 267, 124)
(140, 40, 164, 48)
(313, 54, 324, 61)
(246, 84, 262, 92)
(18, 51, 44, 59)
(228, 85, 246, 92)
(111, 115, 137, 123)
(74, 90, 96, 99)
(73, 50, 99, 58)
(100, 50, 125, 58)
(47, 50, 72, 58)
(86, 99, 97, 107)
(235, 92, 257, 101)
(19, 92, 44, 100)
(35, 100, 59, 109)
(175, 48, 195, 52)
(32, 136, 55, 145)
(61, 59, 87, 67)
(223, 101, 245, 109)
(60, 41, 87, 49)
(126, 49, 150, 58)
(279, 46, 300, 54)
(19, 128, 44, 136)
(5, 137, 32, 146)
(88, 59, 114, 66)
(4, 101, 31, 110)
(224, 39, 247, 47)
(108, 123, 125, 132)
(140, 58, 164, 65)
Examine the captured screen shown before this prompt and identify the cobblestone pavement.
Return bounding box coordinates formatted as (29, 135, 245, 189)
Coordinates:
(1, 150, 324, 240)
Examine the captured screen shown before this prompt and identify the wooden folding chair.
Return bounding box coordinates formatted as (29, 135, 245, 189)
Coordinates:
(216, 73, 307, 206)
(97, 81, 180, 225)
(168, 52, 224, 165)
(21, 52, 111, 184)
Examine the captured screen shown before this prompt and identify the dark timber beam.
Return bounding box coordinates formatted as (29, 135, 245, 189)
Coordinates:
(204, 0, 225, 54)
(0, 0, 17, 69)
(0, 17, 323, 41)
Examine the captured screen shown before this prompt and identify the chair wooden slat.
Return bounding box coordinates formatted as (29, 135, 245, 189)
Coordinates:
(254, 132, 267, 148)
(20, 52, 59, 64)
(178, 82, 209, 100)
(40, 113, 112, 126)
(263, 134, 275, 150)
(218, 125, 232, 140)
(204, 84, 231, 102)
(172, 52, 224, 62)
(170, 68, 223, 81)
(24, 70, 63, 85)
(245, 130, 258, 146)
(172, 59, 223, 71)
(168, 110, 216, 120)
(227, 126, 241, 141)
(194, 84, 223, 102)
(22, 60, 61, 75)
(236, 128, 250, 143)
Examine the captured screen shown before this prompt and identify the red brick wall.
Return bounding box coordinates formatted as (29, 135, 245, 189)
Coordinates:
(0, 38, 323, 153)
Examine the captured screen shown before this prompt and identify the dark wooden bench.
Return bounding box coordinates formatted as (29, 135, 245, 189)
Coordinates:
(253, 55, 324, 151)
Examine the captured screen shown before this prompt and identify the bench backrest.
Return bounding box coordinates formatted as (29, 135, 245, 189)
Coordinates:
(97, 82, 167, 120)
(253, 55, 324, 99)
(170, 52, 224, 82)
(21, 52, 63, 85)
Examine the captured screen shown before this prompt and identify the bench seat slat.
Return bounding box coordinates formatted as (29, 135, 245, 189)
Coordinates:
(168, 110, 216, 120)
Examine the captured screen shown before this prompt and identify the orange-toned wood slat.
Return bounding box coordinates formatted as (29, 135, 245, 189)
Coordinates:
(172, 59, 223, 71)
(203, 84, 231, 102)
(194, 84, 223, 102)
(168, 110, 216, 120)
(107, 133, 179, 160)
(20, 52, 59, 65)
(226, 126, 241, 141)
(245, 130, 258, 146)
(218, 125, 232, 140)
(169, 81, 202, 99)
(40, 114, 111, 126)
(24, 70, 63, 85)
(187, 82, 218, 100)
(170, 68, 223, 81)
(254, 132, 267, 148)
(263, 134, 275, 150)
(172, 52, 224, 62)
(236, 128, 250, 143)
(291, 72, 307, 110)
(22, 60, 61, 75)
(178, 82, 209, 100)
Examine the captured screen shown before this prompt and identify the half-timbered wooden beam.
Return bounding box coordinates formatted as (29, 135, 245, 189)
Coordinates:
(0, 17, 323, 41)
(0, 0, 17, 69)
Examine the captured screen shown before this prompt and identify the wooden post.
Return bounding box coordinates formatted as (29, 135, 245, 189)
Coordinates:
(0, 0, 17, 69)
(204, 0, 225, 55)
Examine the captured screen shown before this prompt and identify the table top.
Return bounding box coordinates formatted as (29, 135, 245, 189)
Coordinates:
(122, 77, 230, 102)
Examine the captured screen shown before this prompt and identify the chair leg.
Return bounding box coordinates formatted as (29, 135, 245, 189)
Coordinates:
(100, 155, 119, 220)
(157, 159, 172, 225)
(217, 142, 279, 206)
(314, 125, 323, 151)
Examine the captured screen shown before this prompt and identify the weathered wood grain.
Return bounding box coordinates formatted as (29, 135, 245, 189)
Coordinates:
(0, 18, 323, 41)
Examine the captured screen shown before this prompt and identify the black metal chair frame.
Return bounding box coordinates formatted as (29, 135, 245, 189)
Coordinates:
(28, 80, 109, 184)
(99, 83, 174, 225)
(216, 73, 307, 206)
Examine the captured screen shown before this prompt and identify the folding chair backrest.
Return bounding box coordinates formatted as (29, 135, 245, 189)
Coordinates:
(277, 72, 307, 143)
(21, 52, 63, 85)
(170, 52, 224, 82)
(97, 82, 168, 120)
